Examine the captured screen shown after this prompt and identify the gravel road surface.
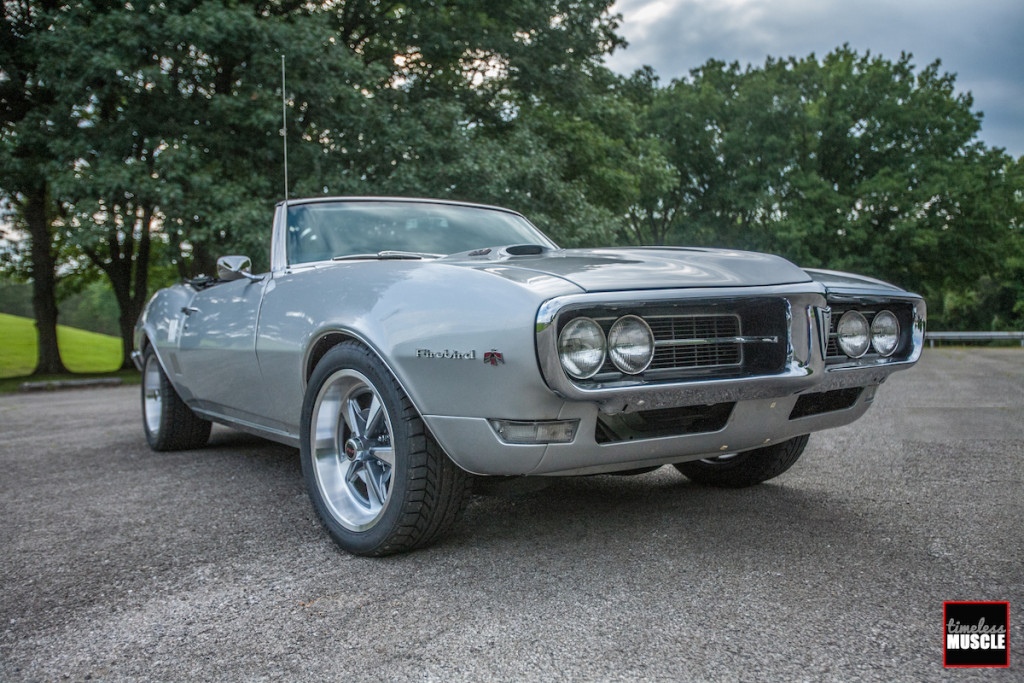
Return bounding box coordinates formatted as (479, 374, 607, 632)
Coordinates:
(1, 348, 1021, 681)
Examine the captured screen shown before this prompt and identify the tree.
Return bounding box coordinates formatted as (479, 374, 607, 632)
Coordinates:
(1, 0, 71, 374)
(638, 47, 1023, 327)
(5, 0, 626, 368)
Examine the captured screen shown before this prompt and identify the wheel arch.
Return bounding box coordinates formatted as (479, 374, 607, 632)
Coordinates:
(304, 330, 355, 385)
(138, 331, 171, 378)
(302, 328, 422, 418)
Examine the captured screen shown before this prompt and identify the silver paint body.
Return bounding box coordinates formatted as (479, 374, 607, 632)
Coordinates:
(134, 197, 925, 476)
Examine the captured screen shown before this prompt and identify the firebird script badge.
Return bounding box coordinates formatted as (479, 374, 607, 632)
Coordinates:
(416, 349, 476, 359)
(484, 350, 505, 366)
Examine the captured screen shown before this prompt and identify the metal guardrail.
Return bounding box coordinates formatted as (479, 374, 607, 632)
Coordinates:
(18, 378, 125, 392)
(927, 331, 1024, 347)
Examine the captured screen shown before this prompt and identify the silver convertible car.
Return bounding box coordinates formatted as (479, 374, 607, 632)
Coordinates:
(134, 197, 925, 555)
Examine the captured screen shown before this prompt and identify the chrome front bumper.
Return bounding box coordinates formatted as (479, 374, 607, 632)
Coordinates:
(426, 381, 880, 476)
(535, 285, 925, 414)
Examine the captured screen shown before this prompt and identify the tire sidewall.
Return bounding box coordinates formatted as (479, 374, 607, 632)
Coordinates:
(675, 434, 809, 487)
(300, 344, 415, 555)
(141, 349, 166, 450)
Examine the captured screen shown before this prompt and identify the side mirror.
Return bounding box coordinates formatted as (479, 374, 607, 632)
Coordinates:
(216, 255, 262, 282)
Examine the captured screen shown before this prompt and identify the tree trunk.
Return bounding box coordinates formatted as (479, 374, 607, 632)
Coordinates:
(117, 305, 136, 370)
(107, 265, 136, 371)
(23, 186, 66, 375)
(123, 206, 153, 369)
(87, 206, 154, 369)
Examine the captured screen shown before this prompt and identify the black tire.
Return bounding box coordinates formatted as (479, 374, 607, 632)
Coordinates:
(141, 347, 212, 451)
(300, 342, 470, 556)
(673, 435, 809, 488)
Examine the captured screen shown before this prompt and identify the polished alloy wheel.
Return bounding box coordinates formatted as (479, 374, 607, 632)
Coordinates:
(143, 354, 164, 436)
(310, 369, 395, 531)
(300, 342, 470, 555)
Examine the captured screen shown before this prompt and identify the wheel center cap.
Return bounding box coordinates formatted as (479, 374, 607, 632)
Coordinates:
(344, 438, 361, 461)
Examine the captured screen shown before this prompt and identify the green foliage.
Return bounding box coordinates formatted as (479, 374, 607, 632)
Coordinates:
(3, 0, 625, 365)
(25, 0, 625, 271)
(3, 0, 1021, 342)
(0, 278, 33, 318)
(57, 280, 120, 336)
(1, 266, 172, 336)
(0, 312, 121, 378)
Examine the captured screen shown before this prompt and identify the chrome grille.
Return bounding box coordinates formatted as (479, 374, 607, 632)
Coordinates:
(648, 314, 743, 369)
(590, 313, 744, 377)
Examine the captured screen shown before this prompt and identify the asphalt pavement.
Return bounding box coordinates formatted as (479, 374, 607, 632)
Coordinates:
(1, 348, 1021, 681)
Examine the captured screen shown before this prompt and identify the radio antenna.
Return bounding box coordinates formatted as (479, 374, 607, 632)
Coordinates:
(281, 55, 289, 204)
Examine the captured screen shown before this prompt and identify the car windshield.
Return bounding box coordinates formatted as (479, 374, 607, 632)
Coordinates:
(286, 200, 556, 265)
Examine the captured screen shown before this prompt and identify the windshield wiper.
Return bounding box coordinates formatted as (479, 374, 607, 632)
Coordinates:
(332, 250, 444, 261)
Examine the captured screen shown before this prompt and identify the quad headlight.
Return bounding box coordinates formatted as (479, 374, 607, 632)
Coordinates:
(835, 308, 902, 359)
(870, 310, 900, 357)
(557, 317, 606, 379)
(557, 314, 658, 379)
(836, 310, 870, 358)
(607, 315, 655, 374)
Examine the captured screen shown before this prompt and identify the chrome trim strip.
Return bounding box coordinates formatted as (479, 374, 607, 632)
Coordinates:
(654, 336, 779, 347)
(910, 301, 926, 363)
(536, 284, 824, 330)
(815, 306, 831, 358)
(271, 203, 288, 272)
(192, 407, 300, 447)
(784, 297, 794, 365)
(822, 292, 924, 306)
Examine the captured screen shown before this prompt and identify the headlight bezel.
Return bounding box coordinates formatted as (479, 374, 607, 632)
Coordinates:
(607, 314, 655, 375)
(836, 310, 871, 358)
(556, 316, 607, 380)
(870, 309, 901, 357)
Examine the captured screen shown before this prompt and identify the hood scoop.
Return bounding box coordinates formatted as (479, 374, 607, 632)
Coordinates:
(504, 244, 549, 256)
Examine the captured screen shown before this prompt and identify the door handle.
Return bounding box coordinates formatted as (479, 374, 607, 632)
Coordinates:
(181, 306, 199, 315)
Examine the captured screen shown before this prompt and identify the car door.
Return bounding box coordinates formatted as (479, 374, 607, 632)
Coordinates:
(176, 276, 269, 422)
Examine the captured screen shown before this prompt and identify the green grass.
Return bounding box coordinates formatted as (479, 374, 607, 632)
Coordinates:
(0, 312, 127, 379)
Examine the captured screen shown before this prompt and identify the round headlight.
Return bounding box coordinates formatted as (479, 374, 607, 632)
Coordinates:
(870, 310, 900, 357)
(557, 317, 606, 379)
(607, 315, 655, 375)
(836, 310, 870, 358)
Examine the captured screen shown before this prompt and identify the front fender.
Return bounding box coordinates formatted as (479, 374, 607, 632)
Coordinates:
(254, 261, 582, 436)
(133, 284, 197, 398)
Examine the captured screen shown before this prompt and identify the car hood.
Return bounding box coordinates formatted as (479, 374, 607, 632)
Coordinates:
(443, 247, 812, 293)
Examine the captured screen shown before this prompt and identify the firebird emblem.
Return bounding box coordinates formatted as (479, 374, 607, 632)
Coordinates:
(483, 350, 504, 366)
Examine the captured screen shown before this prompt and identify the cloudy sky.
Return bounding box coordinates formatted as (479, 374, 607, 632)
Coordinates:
(604, 0, 1024, 158)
